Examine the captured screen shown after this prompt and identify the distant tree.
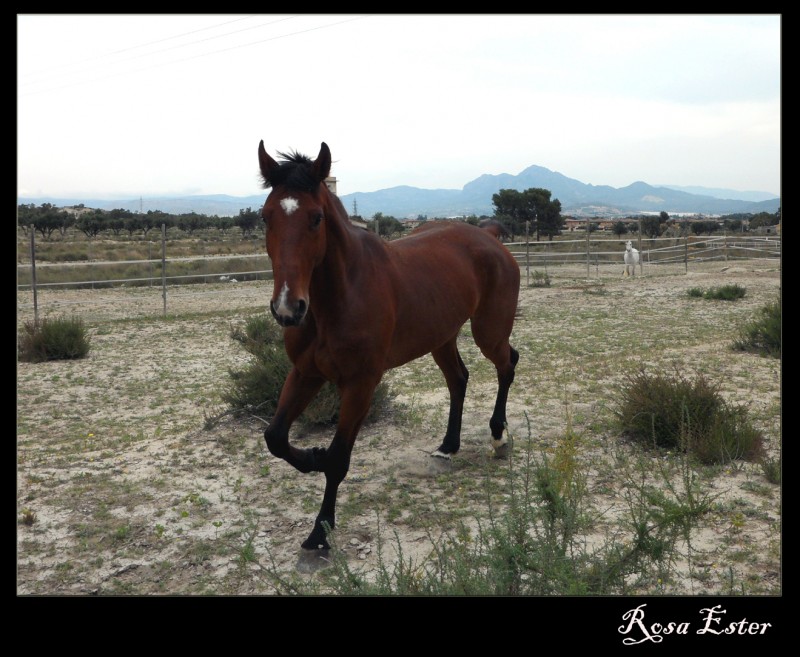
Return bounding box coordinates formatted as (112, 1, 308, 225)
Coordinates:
(373, 213, 404, 238)
(176, 212, 206, 235)
(640, 216, 662, 238)
(491, 189, 529, 237)
(235, 207, 260, 237)
(537, 195, 563, 241)
(57, 213, 76, 236)
(749, 211, 779, 229)
(124, 215, 144, 236)
(142, 210, 169, 236)
(612, 221, 628, 237)
(217, 216, 235, 234)
(724, 218, 743, 233)
(76, 210, 106, 238)
(659, 211, 670, 223)
(493, 188, 563, 241)
(28, 203, 71, 240)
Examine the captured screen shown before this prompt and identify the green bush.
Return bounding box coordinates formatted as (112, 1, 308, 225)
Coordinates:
(732, 296, 781, 358)
(687, 284, 746, 300)
(223, 314, 389, 426)
(18, 316, 91, 362)
(529, 270, 551, 287)
(615, 368, 764, 465)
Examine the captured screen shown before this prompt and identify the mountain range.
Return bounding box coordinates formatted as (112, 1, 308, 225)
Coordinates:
(19, 165, 780, 219)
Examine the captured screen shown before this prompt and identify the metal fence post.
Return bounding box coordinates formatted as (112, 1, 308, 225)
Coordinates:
(30, 226, 38, 326)
(684, 235, 688, 274)
(161, 223, 167, 317)
(525, 220, 530, 287)
(586, 222, 591, 278)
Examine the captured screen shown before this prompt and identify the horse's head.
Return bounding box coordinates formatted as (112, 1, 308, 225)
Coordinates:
(625, 240, 633, 251)
(258, 141, 332, 327)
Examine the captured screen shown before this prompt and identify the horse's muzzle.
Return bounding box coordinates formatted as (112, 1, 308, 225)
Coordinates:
(270, 299, 307, 327)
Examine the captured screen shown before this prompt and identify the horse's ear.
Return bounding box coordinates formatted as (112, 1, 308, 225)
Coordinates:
(258, 140, 280, 188)
(313, 142, 332, 182)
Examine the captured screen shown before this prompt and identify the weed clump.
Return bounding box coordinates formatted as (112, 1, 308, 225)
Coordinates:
(18, 316, 91, 362)
(732, 295, 781, 358)
(687, 284, 746, 300)
(615, 368, 764, 465)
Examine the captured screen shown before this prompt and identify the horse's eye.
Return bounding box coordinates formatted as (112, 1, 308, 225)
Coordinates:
(311, 213, 323, 228)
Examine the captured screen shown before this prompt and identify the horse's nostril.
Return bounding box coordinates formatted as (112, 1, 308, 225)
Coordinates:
(296, 299, 307, 316)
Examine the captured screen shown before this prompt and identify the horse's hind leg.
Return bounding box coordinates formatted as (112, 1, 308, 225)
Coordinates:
(471, 317, 519, 458)
(489, 345, 519, 457)
(430, 338, 469, 458)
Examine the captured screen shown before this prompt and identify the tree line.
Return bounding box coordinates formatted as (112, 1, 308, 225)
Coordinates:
(18, 199, 779, 243)
(17, 204, 264, 241)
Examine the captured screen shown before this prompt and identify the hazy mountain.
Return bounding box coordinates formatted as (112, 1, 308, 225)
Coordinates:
(656, 185, 779, 203)
(340, 168, 780, 218)
(19, 167, 780, 219)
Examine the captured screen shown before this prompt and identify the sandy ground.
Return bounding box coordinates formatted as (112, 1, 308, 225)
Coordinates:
(17, 259, 781, 595)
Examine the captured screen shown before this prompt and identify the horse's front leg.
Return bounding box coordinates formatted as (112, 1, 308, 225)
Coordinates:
(264, 367, 326, 473)
(302, 378, 379, 550)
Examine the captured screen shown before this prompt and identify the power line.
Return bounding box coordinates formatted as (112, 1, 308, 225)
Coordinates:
(20, 14, 369, 97)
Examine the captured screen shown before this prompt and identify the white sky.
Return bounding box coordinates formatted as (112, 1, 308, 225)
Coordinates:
(18, 14, 781, 200)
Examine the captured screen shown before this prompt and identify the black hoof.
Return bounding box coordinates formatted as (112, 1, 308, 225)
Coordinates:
(302, 519, 332, 550)
(301, 536, 331, 550)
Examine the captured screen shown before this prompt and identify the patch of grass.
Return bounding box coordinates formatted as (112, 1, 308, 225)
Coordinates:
(528, 270, 551, 287)
(688, 284, 747, 300)
(732, 295, 781, 358)
(20, 507, 37, 526)
(760, 455, 781, 484)
(292, 416, 714, 595)
(18, 316, 91, 362)
(614, 367, 765, 465)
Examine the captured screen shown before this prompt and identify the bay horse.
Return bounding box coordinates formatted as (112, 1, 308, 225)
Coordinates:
(258, 141, 520, 550)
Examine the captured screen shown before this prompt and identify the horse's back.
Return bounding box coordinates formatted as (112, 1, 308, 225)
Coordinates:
(382, 222, 518, 366)
(391, 221, 518, 291)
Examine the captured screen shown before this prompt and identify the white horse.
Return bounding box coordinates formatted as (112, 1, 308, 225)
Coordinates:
(623, 240, 640, 277)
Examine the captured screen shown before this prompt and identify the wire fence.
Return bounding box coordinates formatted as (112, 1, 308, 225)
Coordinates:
(17, 228, 780, 325)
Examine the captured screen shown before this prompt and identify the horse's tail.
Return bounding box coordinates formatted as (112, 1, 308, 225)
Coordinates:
(479, 219, 510, 241)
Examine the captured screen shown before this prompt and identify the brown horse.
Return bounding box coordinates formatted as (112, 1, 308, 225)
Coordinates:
(258, 141, 520, 550)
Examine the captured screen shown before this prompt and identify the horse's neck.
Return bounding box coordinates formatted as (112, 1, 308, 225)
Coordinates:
(310, 190, 361, 312)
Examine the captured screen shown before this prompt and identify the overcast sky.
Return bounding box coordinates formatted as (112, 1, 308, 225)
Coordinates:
(18, 14, 781, 201)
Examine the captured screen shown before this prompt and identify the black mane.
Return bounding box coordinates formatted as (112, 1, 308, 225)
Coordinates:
(262, 150, 321, 192)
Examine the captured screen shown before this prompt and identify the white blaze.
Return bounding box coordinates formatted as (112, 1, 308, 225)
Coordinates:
(280, 197, 299, 215)
(274, 282, 293, 318)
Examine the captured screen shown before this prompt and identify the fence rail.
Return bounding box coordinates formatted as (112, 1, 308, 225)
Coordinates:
(17, 227, 780, 323)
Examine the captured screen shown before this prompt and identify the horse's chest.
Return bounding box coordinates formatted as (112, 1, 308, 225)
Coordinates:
(290, 331, 378, 382)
